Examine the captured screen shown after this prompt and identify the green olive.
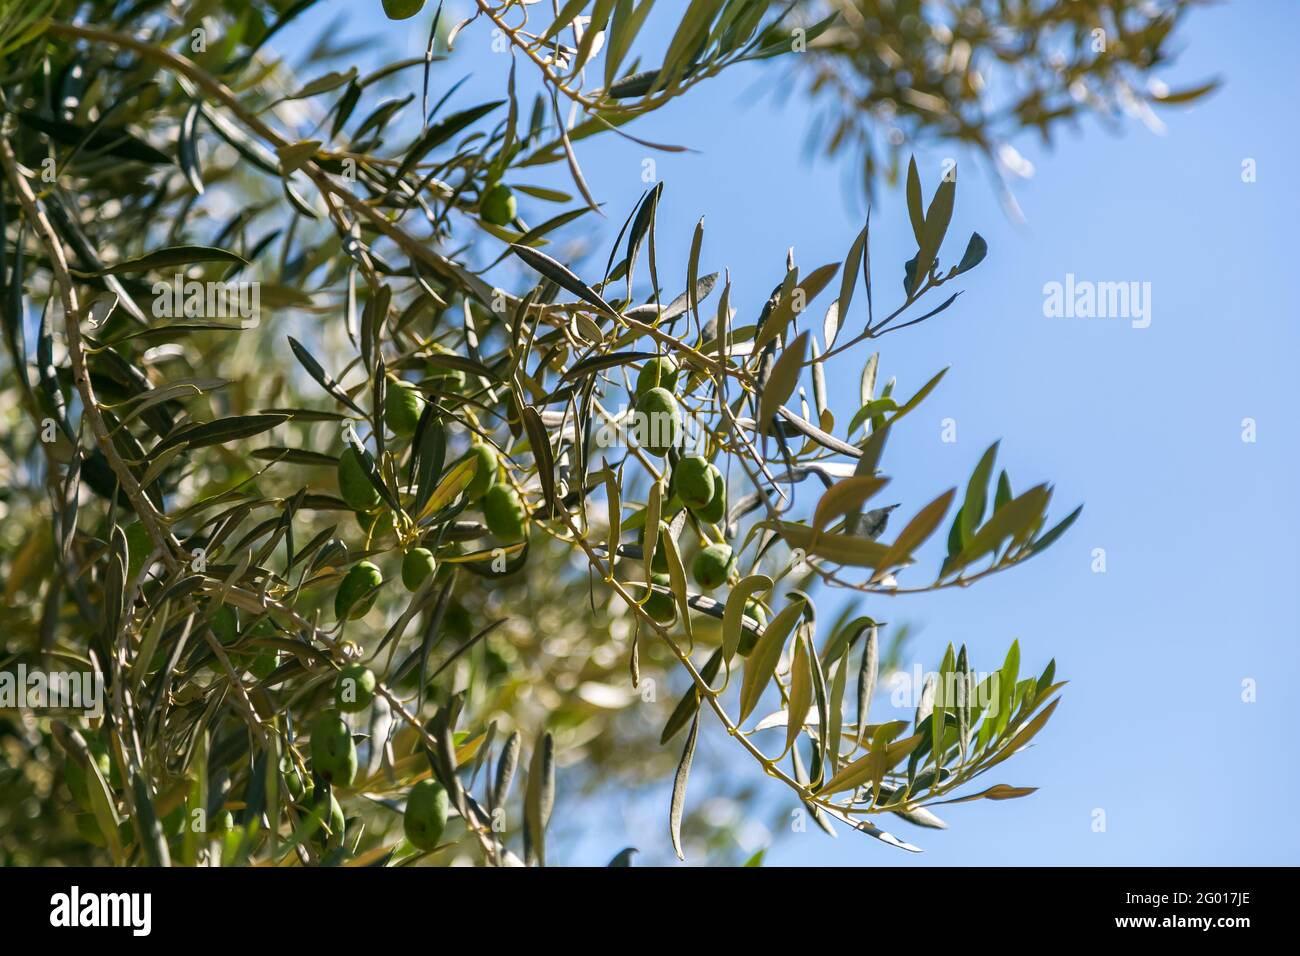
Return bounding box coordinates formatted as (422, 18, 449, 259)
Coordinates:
(211, 604, 239, 644)
(248, 650, 281, 681)
(404, 779, 449, 850)
(482, 483, 526, 542)
(464, 443, 497, 501)
(309, 711, 358, 787)
(334, 561, 383, 621)
(671, 456, 715, 510)
(694, 463, 727, 524)
(285, 768, 306, 802)
(385, 380, 425, 439)
(692, 543, 734, 591)
(637, 520, 671, 573)
(426, 344, 466, 393)
(354, 509, 397, 544)
(635, 356, 680, 398)
(123, 521, 153, 581)
(634, 387, 681, 457)
(479, 183, 517, 226)
(334, 663, 377, 713)
(737, 600, 767, 656)
(640, 573, 677, 625)
(383, 0, 426, 20)
(401, 547, 437, 591)
(337, 447, 381, 512)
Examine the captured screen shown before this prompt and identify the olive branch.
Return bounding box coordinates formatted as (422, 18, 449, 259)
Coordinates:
(8, 0, 1212, 867)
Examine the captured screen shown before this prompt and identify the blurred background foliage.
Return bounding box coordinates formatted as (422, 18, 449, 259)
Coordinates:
(795, 0, 1212, 206)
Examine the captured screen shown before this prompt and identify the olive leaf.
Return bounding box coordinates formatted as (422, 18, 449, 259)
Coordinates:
(960, 441, 1000, 544)
(150, 413, 289, 457)
(287, 336, 365, 415)
(739, 595, 807, 724)
(344, 431, 402, 515)
(523, 732, 555, 867)
(762, 520, 893, 568)
(952, 232, 988, 275)
(521, 405, 557, 514)
(911, 165, 956, 292)
(811, 476, 890, 538)
(75, 244, 247, 277)
(756, 263, 839, 350)
(393, 101, 504, 183)
(17, 109, 170, 164)
(669, 711, 699, 862)
(416, 455, 478, 522)
(783, 630, 815, 758)
(492, 731, 522, 810)
(511, 244, 618, 317)
(825, 648, 850, 783)
(721, 574, 772, 661)
(661, 649, 723, 745)
(757, 330, 809, 438)
(876, 488, 956, 573)
(607, 847, 638, 866)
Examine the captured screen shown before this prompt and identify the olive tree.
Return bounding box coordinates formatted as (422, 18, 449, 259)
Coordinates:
(0, 0, 1202, 865)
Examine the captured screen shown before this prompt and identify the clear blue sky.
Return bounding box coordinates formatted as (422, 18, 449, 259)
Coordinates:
(304, 0, 1299, 865)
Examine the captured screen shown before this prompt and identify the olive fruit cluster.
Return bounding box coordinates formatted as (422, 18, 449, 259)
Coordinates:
(461, 441, 527, 543)
(333, 550, 437, 621)
(636, 518, 735, 594)
(278, 666, 383, 852)
(670, 455, 727, 524)
(313, 363, 533, 860)
(333, 423, 529, 623)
